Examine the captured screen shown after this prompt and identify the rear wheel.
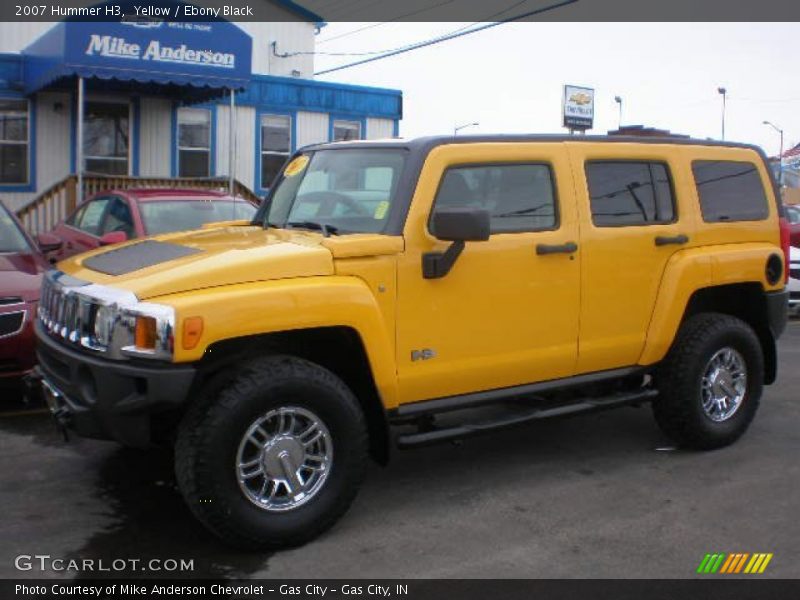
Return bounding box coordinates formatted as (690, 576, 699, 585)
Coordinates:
(175, 355, 368, 549)
(653, 313, 763, 449)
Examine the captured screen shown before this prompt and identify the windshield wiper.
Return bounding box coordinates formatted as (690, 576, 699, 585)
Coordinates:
(286, 220, 339, 237)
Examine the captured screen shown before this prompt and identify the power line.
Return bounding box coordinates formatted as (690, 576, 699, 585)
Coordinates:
(316, 1, 459, 45)
(280, 1, 565, 58)
(313, 0, 579, 76)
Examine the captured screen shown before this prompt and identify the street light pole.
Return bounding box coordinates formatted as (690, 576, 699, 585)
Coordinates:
(763, 120, 785, 187)
(454, 122, 479, 136)
(614, 96, 622, 129)
(718, 87, 727, 140)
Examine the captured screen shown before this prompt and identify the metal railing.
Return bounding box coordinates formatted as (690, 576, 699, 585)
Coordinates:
(16, 174, 262, 235)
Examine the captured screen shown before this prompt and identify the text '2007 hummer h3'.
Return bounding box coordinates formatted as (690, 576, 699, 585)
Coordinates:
(35, 135, 790, 549)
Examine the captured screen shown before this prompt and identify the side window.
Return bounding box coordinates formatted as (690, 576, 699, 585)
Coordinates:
(692, 160, 769, 222)
(432, 164, 557, 234)
(75, 198, 111, 235)
(101, 197, 134, 237)
(586, 161, 675, 226)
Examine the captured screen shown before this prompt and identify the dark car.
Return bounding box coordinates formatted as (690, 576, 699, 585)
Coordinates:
(50, 188, 258, 259)
(785, 204, 800, 248)
(0, 201, 61, 387)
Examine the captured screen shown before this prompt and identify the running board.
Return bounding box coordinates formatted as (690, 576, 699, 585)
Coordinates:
(394, 366, 645, 418)
(395, 389, 658, 449)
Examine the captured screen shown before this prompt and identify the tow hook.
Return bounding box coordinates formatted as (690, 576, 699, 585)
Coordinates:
(37, 370, 72, 442)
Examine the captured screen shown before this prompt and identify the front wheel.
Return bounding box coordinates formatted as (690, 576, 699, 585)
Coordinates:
(175, 356, 368, 549)
(653, 313, 764, 450)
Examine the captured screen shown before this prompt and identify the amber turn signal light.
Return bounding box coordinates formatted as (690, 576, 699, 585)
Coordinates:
(182, 316, 204, 350)
(134, 316, 157, 350)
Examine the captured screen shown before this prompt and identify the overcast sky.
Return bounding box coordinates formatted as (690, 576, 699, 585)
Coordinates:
(313, 22, 800, 156)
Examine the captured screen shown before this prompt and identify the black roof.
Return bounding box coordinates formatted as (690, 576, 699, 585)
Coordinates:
(301, 134, 764, 155)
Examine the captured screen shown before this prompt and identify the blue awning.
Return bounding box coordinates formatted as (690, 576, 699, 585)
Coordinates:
(22, 12, 252, 101)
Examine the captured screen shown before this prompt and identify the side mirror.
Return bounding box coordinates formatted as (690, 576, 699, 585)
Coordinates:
(431, 208, 491, 242)
(424, 208, 491, 279)
(36, 232, 63, 254)
(99, 231, 128, 246)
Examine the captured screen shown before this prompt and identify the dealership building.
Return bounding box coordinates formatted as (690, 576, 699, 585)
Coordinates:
(0, 2, 403, 217)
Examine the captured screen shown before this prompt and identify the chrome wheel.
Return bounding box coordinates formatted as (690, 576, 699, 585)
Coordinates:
(701, 347, 747, 422)
(236, 406, 333, 512)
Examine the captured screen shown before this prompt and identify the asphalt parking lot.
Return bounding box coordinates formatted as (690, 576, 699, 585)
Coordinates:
(1, 323, 798, 580)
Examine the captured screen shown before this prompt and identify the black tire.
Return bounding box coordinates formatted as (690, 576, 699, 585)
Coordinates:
(175, 355, 368, 550)
(652, 312, 763, 450)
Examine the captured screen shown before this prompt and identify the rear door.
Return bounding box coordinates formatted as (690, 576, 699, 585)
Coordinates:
(567, 143, 697, 373)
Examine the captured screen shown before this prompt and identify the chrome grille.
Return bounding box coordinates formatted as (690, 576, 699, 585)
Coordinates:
(38, 272, 96, 349)
(37, 270, 143, 358)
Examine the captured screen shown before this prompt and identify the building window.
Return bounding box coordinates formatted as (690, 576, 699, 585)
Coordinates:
(585, 161, 675, 227)
(261, 114, 291, 189)
(0, 99, 29, 185)
(177, 108, 211, 177)
(84, 101, 130, 175)
(332, 119, 361, 141)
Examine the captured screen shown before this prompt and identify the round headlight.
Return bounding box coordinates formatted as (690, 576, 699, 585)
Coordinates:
(93, 305, 115, 346)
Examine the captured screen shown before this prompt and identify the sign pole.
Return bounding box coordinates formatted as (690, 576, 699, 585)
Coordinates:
(229, 88, 236, 197)
(76, 76, 84, 206)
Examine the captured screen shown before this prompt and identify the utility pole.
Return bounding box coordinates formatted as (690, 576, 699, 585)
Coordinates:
(763, 120, 785, 187)
(614, 96, 623, 129)
(718, 87, 727, 140)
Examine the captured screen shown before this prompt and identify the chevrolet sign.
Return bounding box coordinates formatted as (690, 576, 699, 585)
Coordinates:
(563, 85, 595, 130)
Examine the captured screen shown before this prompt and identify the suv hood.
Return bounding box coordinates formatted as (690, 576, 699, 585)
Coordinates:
(58, 226, 334, 299)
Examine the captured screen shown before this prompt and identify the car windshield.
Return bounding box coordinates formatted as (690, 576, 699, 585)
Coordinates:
(0, 206, 32, 253)
(262, 148, 408, 234)
(140, 200, 257, 235)
(786, 206, 800, 224)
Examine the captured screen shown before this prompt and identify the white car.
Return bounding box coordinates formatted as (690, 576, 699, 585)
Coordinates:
(790, 246, 800, 316)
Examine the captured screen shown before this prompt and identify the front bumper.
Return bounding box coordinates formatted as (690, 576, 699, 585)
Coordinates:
(35, 321, 196, 447)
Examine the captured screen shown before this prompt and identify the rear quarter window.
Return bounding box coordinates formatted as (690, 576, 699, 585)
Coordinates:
(691, 160, 769, 222)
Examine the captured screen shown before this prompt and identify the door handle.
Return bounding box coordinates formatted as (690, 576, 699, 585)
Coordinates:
(536, 241, 578, 255)
(654, 234, 689, 246)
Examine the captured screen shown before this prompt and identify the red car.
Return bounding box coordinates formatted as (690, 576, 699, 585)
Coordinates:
(785, 204, 800, 248)
(50, 188, 258, 259)
(0, 201, 61, 386)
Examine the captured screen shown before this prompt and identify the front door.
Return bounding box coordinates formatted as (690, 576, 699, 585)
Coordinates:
(396, 143, 581, 405)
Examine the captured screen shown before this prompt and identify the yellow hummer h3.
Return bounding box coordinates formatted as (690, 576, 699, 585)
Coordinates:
(35, 135, 790, 549)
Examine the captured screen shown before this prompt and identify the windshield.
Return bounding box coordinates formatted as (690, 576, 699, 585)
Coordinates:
(263, 149, 407, 234)
(141, 200, 257, 235)
(0, 206, 32, 253)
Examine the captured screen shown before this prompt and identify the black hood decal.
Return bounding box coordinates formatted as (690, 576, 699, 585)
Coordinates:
(83, 240, 203, 276)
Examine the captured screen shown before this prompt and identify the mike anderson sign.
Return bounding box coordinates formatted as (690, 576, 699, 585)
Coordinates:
(22, 18, 252, 94)
(85, 34, 236, 69)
